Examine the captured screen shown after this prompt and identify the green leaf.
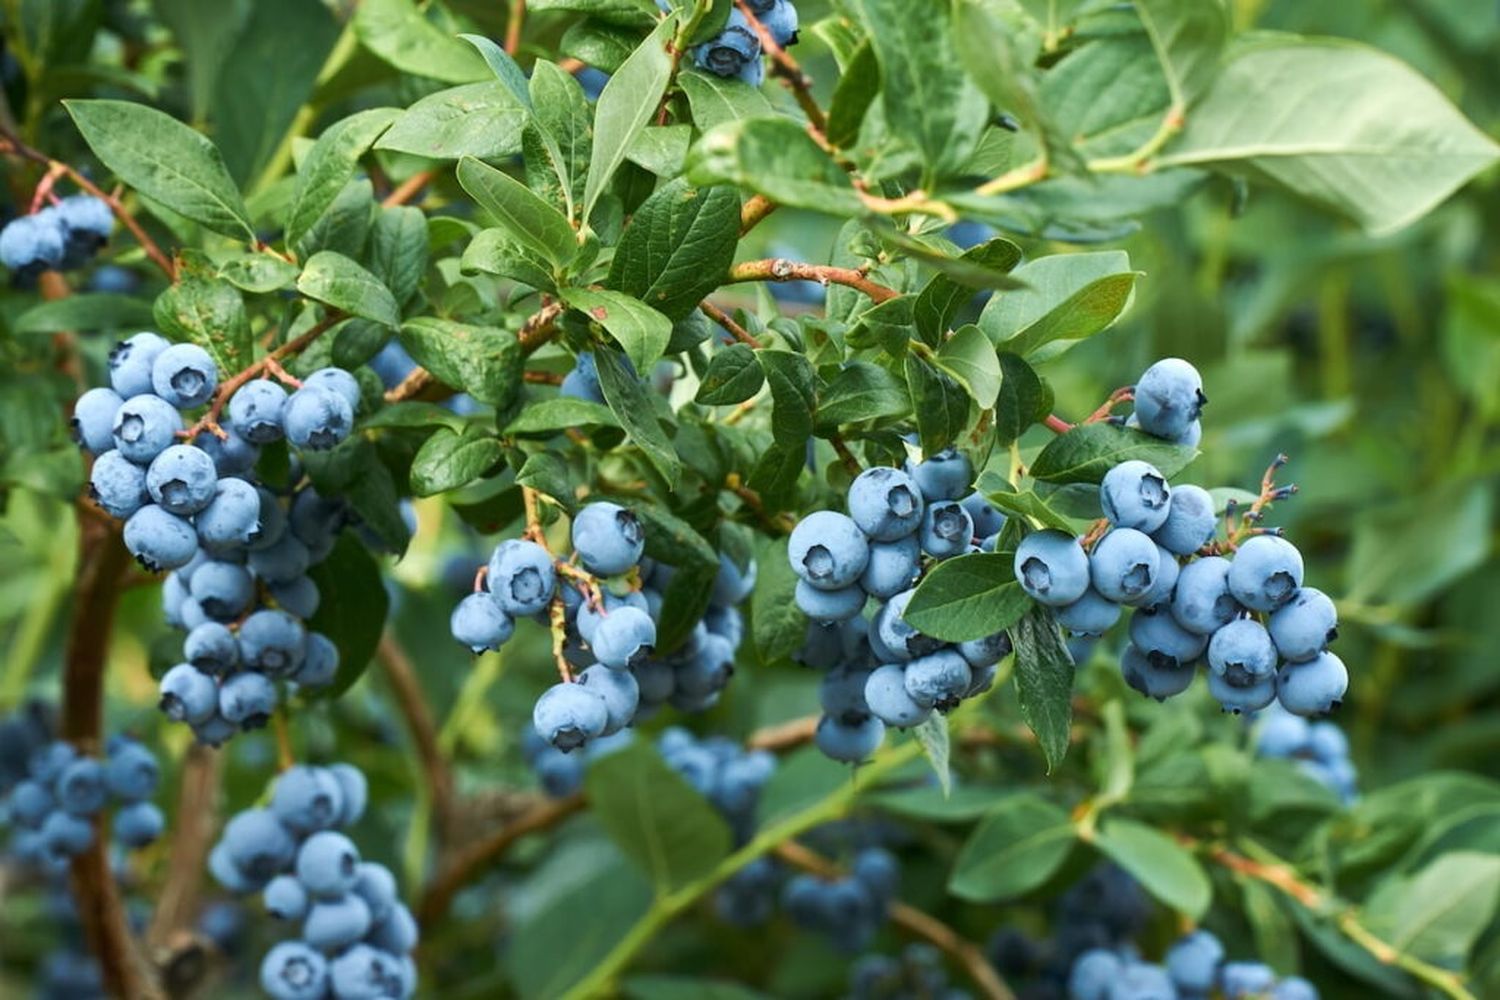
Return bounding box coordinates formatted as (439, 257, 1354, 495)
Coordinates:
(994, 352, 1049, 445)
(686, 117, 865, 217)
(905, 553, 1030, 642)
(293, 178, 374, 261)
(154, 269, 253, 374)
(15, 293, 155, 334)
(585, 740, 734, 891)
(459, 33, 532, 107)
(1029, 424, 1198, 485)
(914, 238, 1024, 346)
(815, 362, 910, 428)
(1368, 853, 1500, 965)
(1040, 36, 1169, 162)
(936, 325, 1002, 409)
(873, 784, 1008, 823)
(1013, 605, 1074, 772)
(752, 538, 808, 663)
(516, 452, 572, 504)
(983, 487, 1076, 534)
(949, 793, 1076, 902)
(460, 229, 556, 291)
(606, 179, 740, 321)
(361, 402, 466, 433)
(951, 0, 1057, 161)
(457, 156, 578, 272)
(585, 16, 677, 219)
(596, 349, 681, 489)
(306, 534, 391, 698)
(853, 0, 988, 176)
(375, 83, 528, 161)
(64, 98, 252, 240)
(529, 0, 658, 26)
(504, 398, 620, 436)
(1158, 37, 1500, 236)
(826, 41, 880, 149)
(559, 288, 673, 373)
(626, 124, 692, 177)
(912, 714, 952, 796)
(398, 318, 523, 407)
(623, 977, 770, 1000)
(1346, 480, 1492, 607)
(1095, 817, 1212, 919)
(758, 350, 817, 446)
(847, 296, 917, 355)
(529, 60, 594, 220)
(369, 206, 429, 309)
(695, 344, 765, 405)
(679, 70, 777, 131)
(559, 19, 640, 74)
(287, 108, 399, 249)
(410, 426, 505, 496)
(353, 0, 489, 83)
(1134, 0, 1230, 108)
(978, 252, 1140, 359)
(904, 353, 969, 455)
(218, 253, 300, 293)
(296, 251, 401, 329)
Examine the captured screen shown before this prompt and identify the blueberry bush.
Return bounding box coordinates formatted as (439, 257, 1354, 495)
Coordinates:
(0, 1, 1498, 998)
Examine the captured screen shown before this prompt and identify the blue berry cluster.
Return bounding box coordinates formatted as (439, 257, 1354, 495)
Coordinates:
(848, 943, 971, 1000)
(1, 718, 163, 874)
(1070, 929, 1317, 1000)
(0, 195, 113, 281)
(1015, 359, 1346, 717)
(453, 500, 756, 753)
(787, 453, 1012, 763)
(520, 726, 632, 798)
(73, 333, 362, 743)
(683, 0, 799, 86)
(209, 763, 418, 1000)
(783, 845, 900, 952)
(1254, 704, 1357, 804)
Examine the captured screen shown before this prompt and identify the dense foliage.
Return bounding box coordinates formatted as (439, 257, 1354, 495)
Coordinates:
(0, 1, 1498, 998)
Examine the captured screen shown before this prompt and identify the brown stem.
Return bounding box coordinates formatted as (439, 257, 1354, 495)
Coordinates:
(381, 170, 435, 208)
(378, 632, 457, 844)
(724, 474, 796, 535)
(774, 840, 1014, 1000)
(524, 370, 565, 385)
(740, 194, 778, 234)
(505, 0, 526, 54)
(383, 366, 434, 404)
(146, 745, 223, 950)
(746, 714, 817, 752)
(1043, 414, 1073, 435)
(829, 434, 862, 477)
(728, 259, 898, 304)
(733, 0, 828, 135)
(700, 300, 762, 349)
(1083, 387, 1134, 425)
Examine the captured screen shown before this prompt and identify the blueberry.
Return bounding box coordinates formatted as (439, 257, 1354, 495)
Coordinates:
(847, 467, 925, 541)
(674, 632, 736, 698)
(195, 477, 262, 548)
(576, 664, 640, 735)
(104, 739, 159, 801)
(208, 842, 258, 893)
(487, 539, 557, 616)
(1100, 460, 1172, 532)
(1055, 588, 1123, 636)
(144, 444, 217, 516)
(292, 632, 341, 690)
(247, 485, 289, 551)
(814, 713, 885, 763)
(112, 394, 183, 464)
(56, 757, 108, 815)
(264, 874, 309, 920)
(368, 902, 419, 953)
(369, 339, 417, 388)
(289, 487, 348, 549)
(694, 10, 761, 80)
(239, 609, 307, 676)
(1227, 534, 1304, 612)
(353, 861, 398, 922)
(1068, 949, 1123, 1000)
(1206, 667, 1277, 715)
(1272, 976, 1319, 1000)
(589, 605, 656, 669)
(1277, 652, 1347, 716)
(576, 590, 649, 645)
(1164, 930, 1224, 993)
(271, 575, 321, 618)
(960, 492, 1007, 538)
(1110, 962, 1178, 1000)
(450, 592, 515, 653)
(284, 385, 353, 451)
(1133, 358, 1205, 440)
(304, 893, 373, 953)
(56, 194, 113, 242)
(1152, 483, 1216, 555)
(9, 779, 54, 827)
(249, 532, 311, 584)
(108, 333, 171, 398)
(218, 672, 277, 729)
(295, 830, 361, 898)
(704, 603, 744, 647)
(920, 500, 974, 559)
(1129, 605, 1207, 668)
(859, 535, 921, 599)
(852, 847, 898, 904)
(905, 648, 972, 711)
(875, 589, 942, 661)
(789, 512, 870, 592)
(572, 502, 646, 576)
(88, 449, 149, 519)
(113, 800, 165, 848)
(1268, 587, 1337, 663)
(1120, 643, 1195, 701)
(72, 386, 124, 454)
(1208, 618, 1278, 687)
(796, 579, 866, 623)
(559, 362, 604, 403)
(1089, 528, 1160, 605)
(1307, 720, 1348, 763)
(760, 0, 799, 46)
(1255, 705, 1311, 758)
(29, 740, 79, 783)
(151, 343, 218, 408)
(329, 943, 402, 999)
(124, 504, 199, 572)
(958, 630, 1012, 669)
(190, 561, 254, 620)
(0, 212, 66, 271)
(820, 665, 873, 721)
(272, 766, 344, 834)
(302, 368, 361, 412)
(228, 379, 289, 443)
(40, 809, 94, 859)
(864, 663, 931, 728)
(1169, 555, 1240, 635)
(711, 552, 757, 605)
(909, 449, 973, 501)
(1141, 543, 1180, 608)
(220, 807, 297, 886)
(191, 713, 239, 748)
(1014, 530, 1090, 606)
(159, 664, 219, 724)
(1219, 961, 1276, 999)
(534, 682, 609, 752)
(259, 941, 333, 1000)
(328, 763, 368, 825)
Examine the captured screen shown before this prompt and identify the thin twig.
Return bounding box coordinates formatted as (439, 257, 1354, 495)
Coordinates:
(746, 714, 817, 752)
(381, 170, 434, 208)
(700, 300, 762, 349)
(1084, 387, 1134, 424)
(1043, 414, 1073, 434)
(728, 259, 899, 303)
(733, 0, 828, 135)
(829, 434, 862, 476)
(383, 366, 434, 404)
(378, 632, 458, 844)
(505, 0, 525, 55)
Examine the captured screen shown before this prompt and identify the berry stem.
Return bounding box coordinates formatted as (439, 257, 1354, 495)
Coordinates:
(271, 710, 295, 772)
(727, 258, 900, 303)
(1043, 414, 1073, 435)
(1084, 386, 1135, 424)
(700, 300, 763, 349)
